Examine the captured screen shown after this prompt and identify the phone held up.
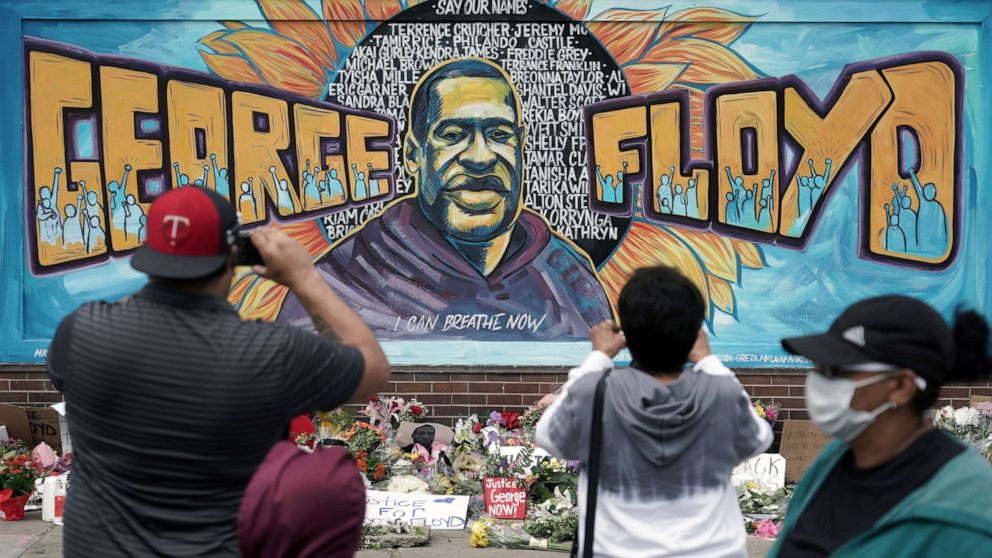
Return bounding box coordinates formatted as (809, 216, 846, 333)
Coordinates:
(234, 232, 264, 267)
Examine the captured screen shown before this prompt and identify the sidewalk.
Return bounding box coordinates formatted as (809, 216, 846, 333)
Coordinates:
(1, 512, 775, 557)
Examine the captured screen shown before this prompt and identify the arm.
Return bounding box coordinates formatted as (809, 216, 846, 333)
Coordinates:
(250, 227, 389, 404)
(595, 165, 606, 186)
(724, 166, 735, 187)
(768, 169, 775, 186)
(823, 158, 832, 182)
(173, 162, 182, 187)
(807, 159, 816, 178)
(908, 167, 924, 198)
(536, 322, 624, 458)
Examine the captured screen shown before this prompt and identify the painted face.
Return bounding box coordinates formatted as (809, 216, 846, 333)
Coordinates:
(675, 185, 682, 195)
(241, 182, 250, 193)
(87, 191, 97, 205)
(41, 198, 51, 209)
(39, 186, 52, 200)
(89, 215, 100, 228)
(139, 215, 147, 226)
(127, 195, 136, 205)
(746, 190, 754, 199)
(330, 169, 338, 179)
(407, 76, 524, 243)
(726, 192, 735, 201)
(65, 204, 76, 218)
(760, 198, 768, 208)
(923, 183, 937, 201)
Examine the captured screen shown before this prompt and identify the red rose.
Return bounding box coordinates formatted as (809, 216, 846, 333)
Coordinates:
(411, 405, 423, 416)
(472, 423, 482, 434)
(370, 395, 379, 402)
(500, 411, 521, 430)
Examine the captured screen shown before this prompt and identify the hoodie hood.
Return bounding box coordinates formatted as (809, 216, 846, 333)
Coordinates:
(606, 366, 721, 466)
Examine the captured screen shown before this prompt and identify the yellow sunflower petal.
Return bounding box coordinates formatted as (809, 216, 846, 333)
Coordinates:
(228, 269, 289, 321)
(282, 219, 334, 258)
(555, 0, 593, 21)
(587, 7, 668, 66)
(707, 275, 736, 316)
(599, 222, 711, 322)
(643, 37, 760, 84)
(219, 29, 328, 98)
(221, 21, 249, 30)
(323, 0, 369, 50)
(197, 50, 267, 86)
(657, 7, 758, 46)
(669, 227, 740, 284)
(366, 0, 403, 20)
(256, 0, 339, 69)
(731, 238, 766, 269)
(624, 62, 686, 95)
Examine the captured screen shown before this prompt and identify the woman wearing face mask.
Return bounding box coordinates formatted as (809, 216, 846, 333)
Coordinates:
(768, 295, 992, 558)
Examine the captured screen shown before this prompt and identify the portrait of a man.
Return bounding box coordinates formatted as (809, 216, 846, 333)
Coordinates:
(277, 58, 613, 339)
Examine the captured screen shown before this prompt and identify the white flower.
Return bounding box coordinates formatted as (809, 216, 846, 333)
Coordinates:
(953, 406, 980, 427)
(386, 474, 430, 494)
(939, 405, 956, 420)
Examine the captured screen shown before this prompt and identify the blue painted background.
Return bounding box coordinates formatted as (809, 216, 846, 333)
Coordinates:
(2, 0, 990, 366)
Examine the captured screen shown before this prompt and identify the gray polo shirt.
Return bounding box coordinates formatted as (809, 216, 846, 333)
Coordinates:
(46, 282, 363, 557)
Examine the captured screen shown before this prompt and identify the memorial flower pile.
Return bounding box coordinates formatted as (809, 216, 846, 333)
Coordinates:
(933, 403, 992, 461)
(470, 517, 572, 552)
(362, 396, 430, 431)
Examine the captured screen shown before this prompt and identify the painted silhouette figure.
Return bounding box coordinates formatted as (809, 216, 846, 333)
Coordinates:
(108, 164, 132, 234)
(239, 178, 257, 220)
(367, 163, 383, 197)
(891, 184, 919, 251)
(62, 202, 84, 249)
(138, 215, 147, 243)
(36, 168, 63, 246)
(270, 166, 296, 213)
(193, 165, 209, 188)
(724, 166, 746, 214)
(325, 168, 345, 202)
(173, 162, 191, 187)
(596, 162, 626, 204)
(673, 183, 686, 215)
(123, 194, 145, 242)
(757, 195, 773, 229)
(808, 158, 832, 208)
(352, 163, 369, 200)
(725, 190, 740, 224)
(685, 175, 698, 218)
(884, 203, 907, 252)
(210, 154, 230, 199)
(657, 166, 674, 213)
(907, 167, 948, 255)
(302, 159, 323, 208)
(81, 209, 105, 254)
(740, 185, 758, 227)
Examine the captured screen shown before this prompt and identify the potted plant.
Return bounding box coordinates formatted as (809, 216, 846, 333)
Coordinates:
(1, 440, 43, 521)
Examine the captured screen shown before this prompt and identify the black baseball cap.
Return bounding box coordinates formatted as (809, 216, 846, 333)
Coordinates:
(131, 187, 238, 279)
(782, 295, 955, 384)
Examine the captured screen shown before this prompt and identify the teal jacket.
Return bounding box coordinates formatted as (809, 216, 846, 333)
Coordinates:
(768, 436, 992, 558)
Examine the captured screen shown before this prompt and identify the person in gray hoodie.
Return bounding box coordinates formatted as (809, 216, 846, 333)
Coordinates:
(536, 266, 773, 558)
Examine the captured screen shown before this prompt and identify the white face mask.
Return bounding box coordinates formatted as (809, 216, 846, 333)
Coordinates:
(805, 372, 897, 443)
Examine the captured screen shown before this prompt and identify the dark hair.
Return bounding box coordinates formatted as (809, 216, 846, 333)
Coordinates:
(618, 266, 705, 373)
(408, 59, 518, 141)
(911, 307, 992, 411)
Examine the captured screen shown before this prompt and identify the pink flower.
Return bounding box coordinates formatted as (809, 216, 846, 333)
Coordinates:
(765, 407, 779, 422)
(536, 392, 558, 411)
(753, 519, 781, 539)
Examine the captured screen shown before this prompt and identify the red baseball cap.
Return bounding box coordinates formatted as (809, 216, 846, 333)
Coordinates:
(131, 187, 238, 279)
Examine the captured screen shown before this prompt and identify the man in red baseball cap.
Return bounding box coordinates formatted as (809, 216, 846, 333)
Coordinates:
(46, 186, 389, 557)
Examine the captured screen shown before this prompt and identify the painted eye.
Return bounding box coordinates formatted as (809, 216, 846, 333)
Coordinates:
(489, 128, 512, 142)
(438, 128, 465, 143)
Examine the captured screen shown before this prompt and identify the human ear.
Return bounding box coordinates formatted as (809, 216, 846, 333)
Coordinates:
(404, 135, 421, 176)
(890, 369, 922, 407)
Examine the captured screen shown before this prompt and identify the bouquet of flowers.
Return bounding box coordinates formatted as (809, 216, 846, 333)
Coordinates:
(315, 407, 356, 440)
(528, 457, 579, 507)
(1, 440, 48, 521)
(484, 445, 535, 487)
(362, 396, 429, 431)
(753, 400, 779, 428)
(354, 449, 391, 483)
(933, 403, 992, 461)
(470, 518, 571, 552)
(524, 486, 578, 543)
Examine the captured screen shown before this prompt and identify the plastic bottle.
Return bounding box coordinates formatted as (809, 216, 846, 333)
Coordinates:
(41, 476, 58, 522)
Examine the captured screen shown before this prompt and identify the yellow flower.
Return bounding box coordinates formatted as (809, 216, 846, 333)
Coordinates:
(744, 480, 759, 492)
(470, 520, 491, 548)
(755, 405, 766, 418)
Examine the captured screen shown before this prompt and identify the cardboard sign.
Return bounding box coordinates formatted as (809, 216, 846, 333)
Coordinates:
(970, 395, 992, 405)
(365, 490, 469, 530)
(483, 477, 527, 519)
(0, 402, 65, 453)
(780, 421, 832, 482)
(732, 453, 786, 490)
(499, 445, 550, 461)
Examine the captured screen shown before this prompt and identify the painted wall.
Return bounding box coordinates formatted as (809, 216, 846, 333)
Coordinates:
(2, 0, 990, 366)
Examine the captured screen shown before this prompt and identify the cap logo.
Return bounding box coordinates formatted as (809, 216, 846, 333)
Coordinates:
(162, 215, 191, 247)
(843, 325, 866, 347)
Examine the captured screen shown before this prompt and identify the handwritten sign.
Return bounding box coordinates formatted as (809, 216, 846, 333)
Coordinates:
(732, 453, 786, 490)
(365, 490, 469, 530)
(780, 421, 832, 482)
(499, 445, 550, 461)
(483, 477, 527, 519)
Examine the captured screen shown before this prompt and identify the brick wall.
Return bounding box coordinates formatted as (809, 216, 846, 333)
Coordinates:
(6, 365, 990, 428)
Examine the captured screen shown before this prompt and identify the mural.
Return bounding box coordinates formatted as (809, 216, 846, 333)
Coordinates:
(3, 0, 990, 366)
